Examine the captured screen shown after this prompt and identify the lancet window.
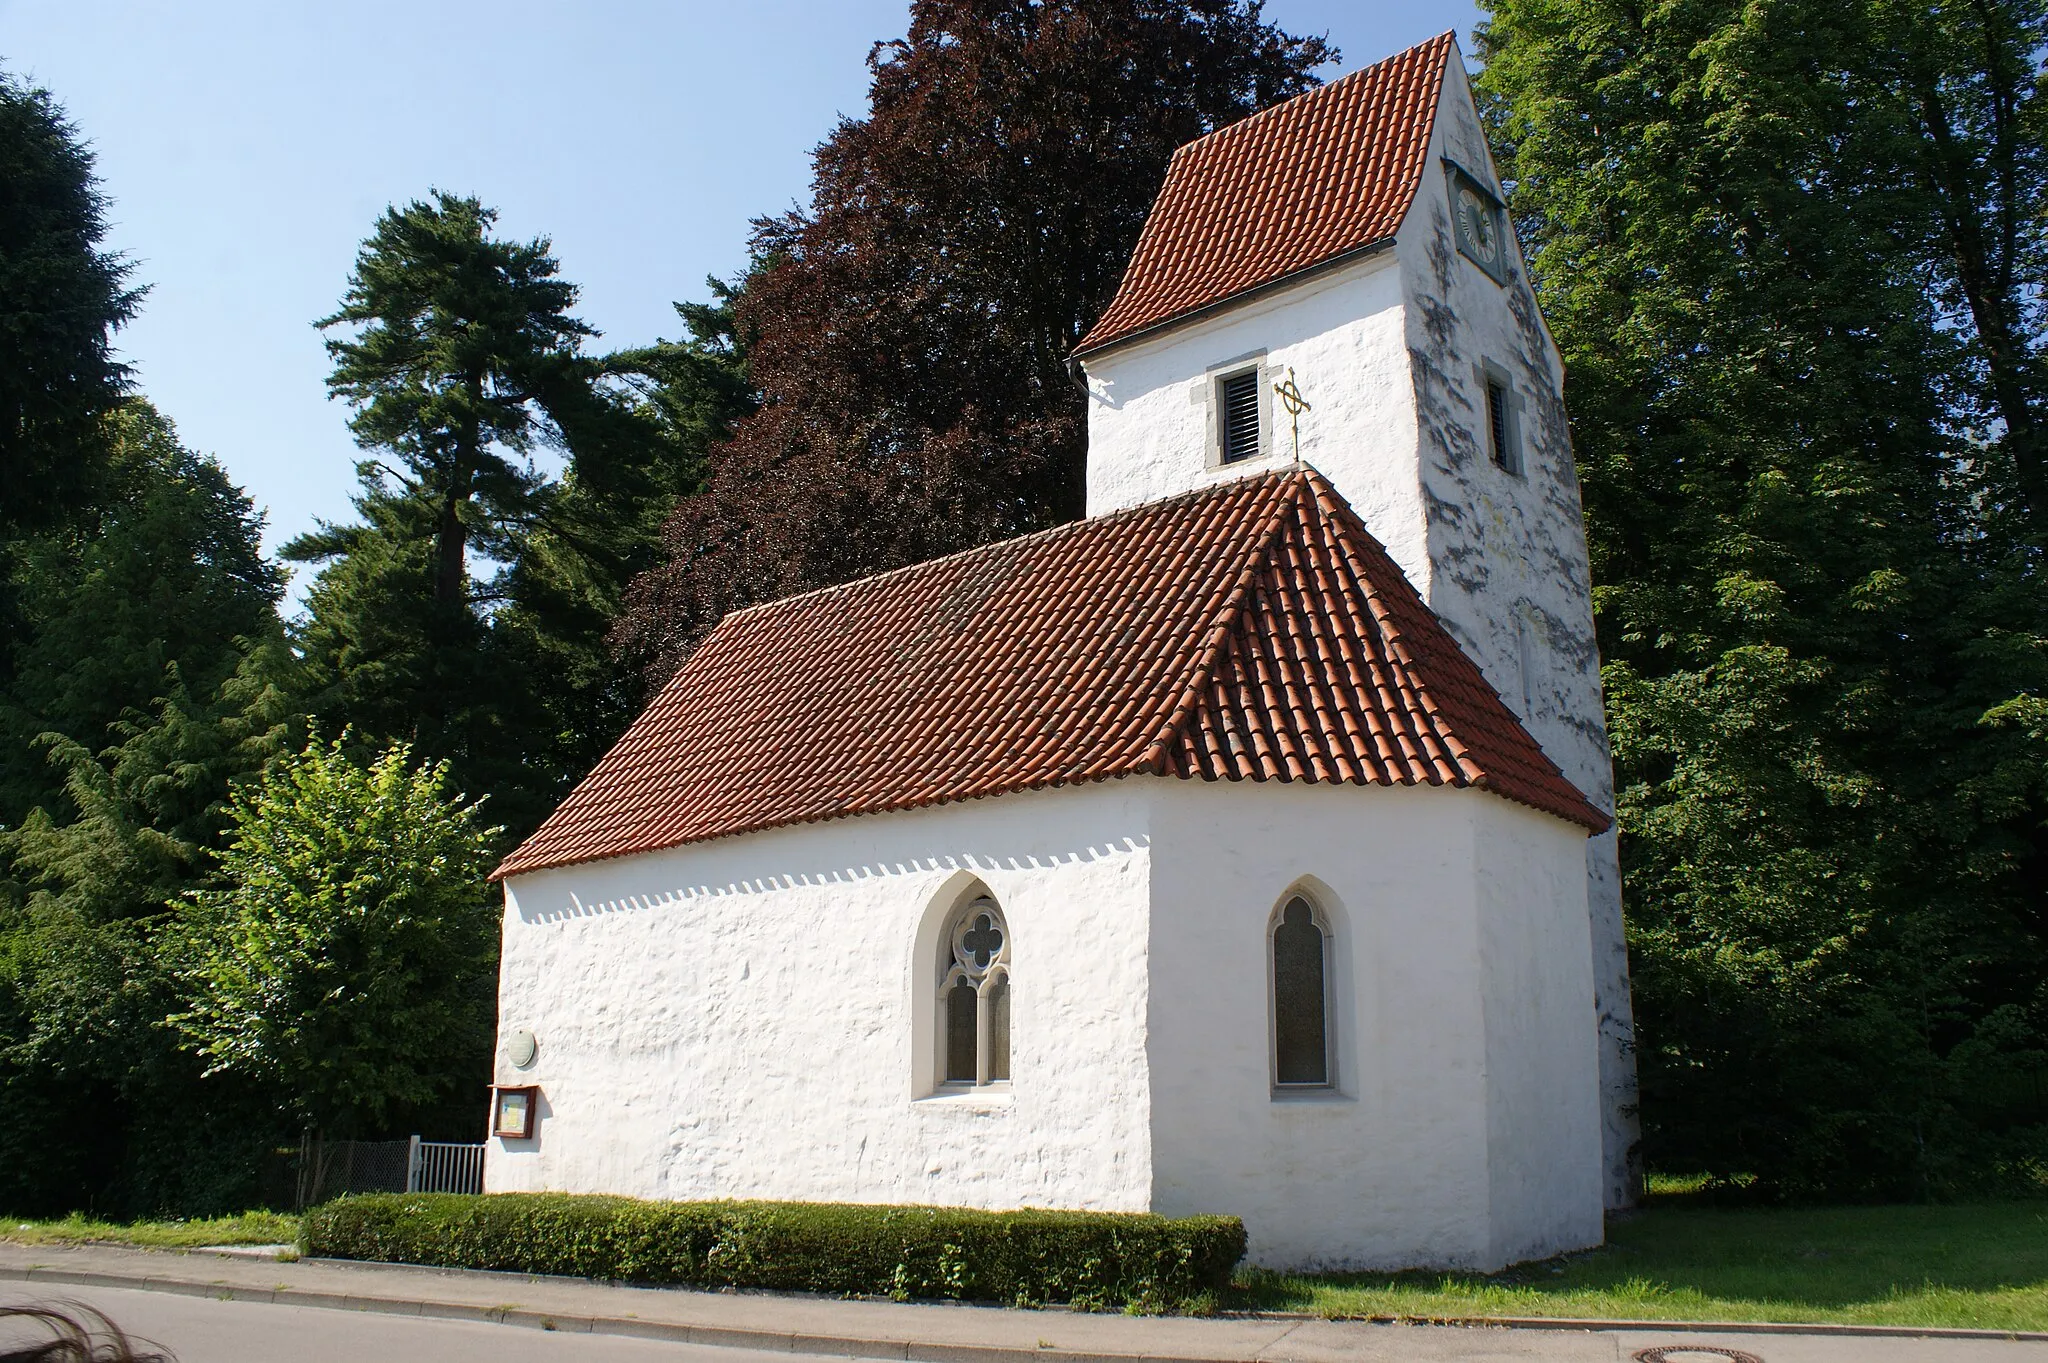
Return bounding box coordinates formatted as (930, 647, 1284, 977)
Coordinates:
(1271, 895, 1331, 1088)
(940, 896, 1011, 1087)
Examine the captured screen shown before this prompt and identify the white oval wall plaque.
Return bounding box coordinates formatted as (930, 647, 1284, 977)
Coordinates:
(506, 1028, 538, 1070)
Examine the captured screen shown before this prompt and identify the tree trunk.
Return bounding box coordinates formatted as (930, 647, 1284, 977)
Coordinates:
(1913, 69, 2048, 532)
(433, 380, 483, 608)
(434, 492, 467, 608)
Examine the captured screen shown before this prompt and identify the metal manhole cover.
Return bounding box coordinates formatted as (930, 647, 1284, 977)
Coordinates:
(1632, 1349, 1764, 1363)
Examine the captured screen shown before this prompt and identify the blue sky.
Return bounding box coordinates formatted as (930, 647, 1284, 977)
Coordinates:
(1, 1, 1480, 606)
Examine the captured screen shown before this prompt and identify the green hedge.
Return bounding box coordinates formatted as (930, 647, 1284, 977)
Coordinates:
(302, 1192, 1245, 1311)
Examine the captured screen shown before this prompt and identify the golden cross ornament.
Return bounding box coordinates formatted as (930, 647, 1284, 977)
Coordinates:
(1272, 366, 1311, 462)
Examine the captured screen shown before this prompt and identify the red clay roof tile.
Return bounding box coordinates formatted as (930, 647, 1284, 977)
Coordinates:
(1074, 32, 1455, 356)
(493, 468, 1606, 881)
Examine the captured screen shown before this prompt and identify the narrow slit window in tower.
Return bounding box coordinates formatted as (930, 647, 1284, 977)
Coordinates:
(1486, 376, 1520, 474)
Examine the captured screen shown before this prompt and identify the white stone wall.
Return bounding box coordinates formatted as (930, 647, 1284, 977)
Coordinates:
(487, 783, 1157, 1212)
(491, 775, 1602, 1270)
(1078, 51, 1640, 1210)
(1396, 60, 1638, 1210)
(1472, 797, 1606, 1265)
(1083, 252, 1428, 588)
(1141, 778, 1601, 1271)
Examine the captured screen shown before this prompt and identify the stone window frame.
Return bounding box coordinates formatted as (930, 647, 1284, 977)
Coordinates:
(1201, 351, 1275, 470)
(1267, 889, 1337, 1095)
(937, 894, 1012, 1090)
(1477, 358, 1526, 477)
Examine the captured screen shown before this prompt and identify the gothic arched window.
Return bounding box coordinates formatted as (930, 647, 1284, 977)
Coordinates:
(940, 896, 1010, 1086)
(1271, 895, 1331, 1088)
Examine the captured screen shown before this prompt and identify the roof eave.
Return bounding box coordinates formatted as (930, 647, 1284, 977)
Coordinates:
(1073, 235, 1398, 363)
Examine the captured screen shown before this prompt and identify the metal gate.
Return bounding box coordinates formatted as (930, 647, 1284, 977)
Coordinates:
(296, 1134, 486, 1206)
(408, 1137, 485, 1194)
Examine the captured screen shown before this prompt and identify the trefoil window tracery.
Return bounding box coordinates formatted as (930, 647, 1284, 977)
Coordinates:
(941, 896, 1011, 1087)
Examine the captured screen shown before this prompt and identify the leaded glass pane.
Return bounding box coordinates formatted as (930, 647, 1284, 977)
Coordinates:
(1274, 897, 1328, 1085)
(961, 912, 1003, 969)
(986, 973, 1010, 1082)
(945, 979, 978, 1082)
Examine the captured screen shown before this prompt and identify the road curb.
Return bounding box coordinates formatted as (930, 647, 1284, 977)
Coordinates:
(2, 1256, 2045, 1354)
(1332, 1313, 2048, 1343)
(0, 1263, 1241, 1363)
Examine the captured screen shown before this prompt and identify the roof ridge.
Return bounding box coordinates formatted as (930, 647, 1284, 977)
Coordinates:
(1137, 472, 1307, 774)
(718, 469, 1294, 626)
(1165, 30, 1458, 160)
(1075, 31, 1459, 356)
(1301, 471, 1484, 782)
(1300, 468, 1610, 831)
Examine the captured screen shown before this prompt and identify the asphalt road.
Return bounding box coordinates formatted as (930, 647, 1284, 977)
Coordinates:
(0, 1282, 812, 1363)
(3, 1274, 2045, 1363)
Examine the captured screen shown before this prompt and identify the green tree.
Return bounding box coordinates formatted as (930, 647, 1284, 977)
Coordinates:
(0, 67, 141, 533)
(295, 200, 748, 833)
(0, 399, 297, 1216)
(178, 736, 501, 1136)
(308, 192, 592, 612)
(1, 401, 286, 835)
(288, 192, 586, 832)
(614, 0, 1334, 681)
(1478, 0, 2048, 1194)
(0, 72, 312, 1216)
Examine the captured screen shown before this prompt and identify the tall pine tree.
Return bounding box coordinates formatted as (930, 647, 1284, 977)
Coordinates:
(295, 196, 746, 836)
(0, 67, 140, 534)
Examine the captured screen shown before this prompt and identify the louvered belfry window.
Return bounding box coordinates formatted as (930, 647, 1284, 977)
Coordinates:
(1219, 369, 1262, 464)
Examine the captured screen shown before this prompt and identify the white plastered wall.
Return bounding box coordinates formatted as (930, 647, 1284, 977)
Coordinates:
(1082, 251, 1428, 588)
(1141, 778, 1601, 1271)
(490, 773, 1601, 1270)
(1078, 49, 1640, 1210)
(1473, 796, 1605, 1264)
(1396, 58, 1638, 1211)
(486, 783, 1156, 1212)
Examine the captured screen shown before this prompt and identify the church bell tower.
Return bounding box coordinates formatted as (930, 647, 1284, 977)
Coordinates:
(1071, 32, 1642, 1209)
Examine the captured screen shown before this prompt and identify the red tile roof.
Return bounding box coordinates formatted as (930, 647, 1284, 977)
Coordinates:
(1075, 32, 1455, 356)
(494, 469, 1606, 881)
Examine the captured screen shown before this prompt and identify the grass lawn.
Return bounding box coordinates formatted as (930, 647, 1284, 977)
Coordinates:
(0, 1197, 2041, 1331)
(1232, 1197, 2048, 1331)
(0, 1211, 297, 1250)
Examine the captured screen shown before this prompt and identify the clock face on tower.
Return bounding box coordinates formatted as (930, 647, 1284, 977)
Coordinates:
(1449, 167, 1509, 283)
(1461, 187, 1498, 262)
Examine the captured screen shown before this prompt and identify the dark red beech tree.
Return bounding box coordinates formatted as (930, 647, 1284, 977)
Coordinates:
(615, 0, 1333, 682)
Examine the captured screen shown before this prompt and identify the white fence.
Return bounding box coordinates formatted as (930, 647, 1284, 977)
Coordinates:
(408, 1137, 485, 1195)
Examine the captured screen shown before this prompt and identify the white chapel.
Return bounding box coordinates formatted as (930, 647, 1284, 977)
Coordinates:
(484, 32, 1637, 1272)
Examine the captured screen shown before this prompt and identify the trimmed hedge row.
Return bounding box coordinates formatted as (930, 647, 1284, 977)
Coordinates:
(302, 1192, 1245, 1311)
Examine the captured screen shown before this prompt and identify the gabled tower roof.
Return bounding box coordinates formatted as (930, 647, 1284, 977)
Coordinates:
(1075, 31, 1455, 357)
(494, 468, 1605, 881)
